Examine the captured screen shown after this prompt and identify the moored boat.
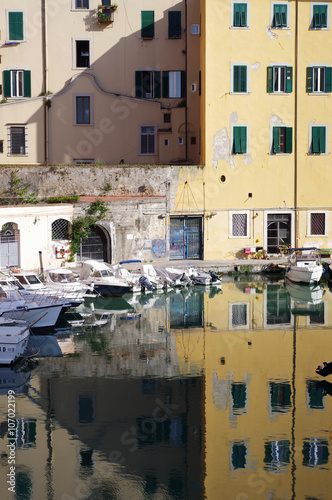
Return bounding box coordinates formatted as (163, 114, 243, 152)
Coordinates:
(0, 317, 31, 365)
(79, 260, 132, 297)
(284, 247, 323, 284)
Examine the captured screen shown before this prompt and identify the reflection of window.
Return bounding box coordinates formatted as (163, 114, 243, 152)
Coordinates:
(269, 381, 291, 413)
(309, 302, 325, 325)
(231, 382, 247, 414)
(306, 380, 326, 409)
(303, 439, 329, 468)
(230, 441, 248, 470)
(79, 395, 94, 423)
(15, 419, 36, 447)
(266, 284, 291, 325)
(52, 219, 69, 240)
(231, 303, 248, 328)
(79, 448, 94, 478)
(264, 440, 290, 472)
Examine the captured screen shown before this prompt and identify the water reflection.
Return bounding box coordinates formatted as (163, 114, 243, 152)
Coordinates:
(1, 278, 332, 499)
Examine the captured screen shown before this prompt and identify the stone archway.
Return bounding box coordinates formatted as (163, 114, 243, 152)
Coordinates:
(79, 224, 111, 263)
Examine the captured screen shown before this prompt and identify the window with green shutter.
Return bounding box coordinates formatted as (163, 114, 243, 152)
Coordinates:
(135, 71, 161, 98)
(233, 65, 247, 93)
(233, 126, 247, 154)
(233, 3, 247, 27)
(141, 11, 154, 39)
(312, 4, 328, 28)
(168, 11, 181, 39)
(311, 126, 326, 154)
(162, 71, 186, 98)
(272, 4, 288, 28)
(8, 11, 24, 41)
(267, 66, 292, 93)
(3, 70, 31, 98)
(272, 126, 292, 154)
(306, 66, 332, 93)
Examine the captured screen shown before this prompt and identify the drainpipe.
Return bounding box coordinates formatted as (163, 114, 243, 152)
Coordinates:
(42, 0, 49, 164)
(185, 0, 188, 162)
(294, 0, 298, 246)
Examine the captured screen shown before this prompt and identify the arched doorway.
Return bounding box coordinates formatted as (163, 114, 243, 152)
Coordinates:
(0, 222, 19, 267)
(267, 214, 291, 254)
(79, 225, 110, 262)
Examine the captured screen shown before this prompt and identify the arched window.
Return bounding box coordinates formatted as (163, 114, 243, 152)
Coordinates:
(51, 219, 70, 240)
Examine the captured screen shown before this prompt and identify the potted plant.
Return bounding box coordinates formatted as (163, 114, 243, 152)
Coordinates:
(97, 4, 118, 23)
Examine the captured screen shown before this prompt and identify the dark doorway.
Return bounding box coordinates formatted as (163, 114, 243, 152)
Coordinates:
(79, 226, 108, 262)
(267, 214, 291, 254)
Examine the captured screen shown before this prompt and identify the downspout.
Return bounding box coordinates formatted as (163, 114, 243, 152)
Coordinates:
(185, 0, 188, 162)
(294, 0, 299, 246)
(42, 0, 49, 164)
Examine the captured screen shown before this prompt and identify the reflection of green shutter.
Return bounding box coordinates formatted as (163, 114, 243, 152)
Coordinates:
(306, 67, 313, 92)
(286, 66, 293, 93)
(3, 70, 11, 98)
(153, 71, 161, 98)
(24, 70, 31, 97)
(273, 127, 280, 153)
(267, 66, 274, 93)
(285, 127, 292, 153)
(325, 67, 332, 92)
(232, 383, 246, 410)
(141, 11, 154, 38)
(9, 12, 24, 40)
(135, 71, 142, 98)
(232, 443, 247, 469)
(168, 11, 181, 39)
(162, 71, 169, 98)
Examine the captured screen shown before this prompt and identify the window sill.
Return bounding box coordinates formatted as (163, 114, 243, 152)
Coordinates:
(270, 26, 290, 30)
(230, 92, 250, 95)
(138, 153, 156, 156)
(141, 37, 155, 40)
(309, 27, 330, 31)
(308, 92, 329, 95)
(268, 92, 291, 95)
(230, 26, 250, 29)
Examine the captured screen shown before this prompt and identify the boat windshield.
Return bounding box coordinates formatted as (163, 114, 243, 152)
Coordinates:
(49, 272, 76, 283)
(26, 274, 43, 285)
(100, 269, 113, 278)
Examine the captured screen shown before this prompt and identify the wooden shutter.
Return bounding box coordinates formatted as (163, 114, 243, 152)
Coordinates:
(168, 11, 181, 39)
(325, 67, 332, 92)
(135, 71, 143, 98)
(267, 66, 274, 93)
(9, 12, 24, 41)
(320, 127, 326, 153)
(234, 127, 247, 154)
(162, 71, 169, 98)
(233, 66, 246, 92)
(234, 4, 247, 27)
(3, 70, 11, 98)
(153, 71, 161, 98)
(286, 66, 293, 93)
(285, 127, 292, 153)
(273, 127, 280, 153)
(306, 67, 313, 93)
(23, 70, 31, 98)
(141, 11, 154, 38)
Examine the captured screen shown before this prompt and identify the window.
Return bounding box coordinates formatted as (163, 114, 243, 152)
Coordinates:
(3, 70, 31, 98)
(8, 126, 27, 155)
(75, 96, 91, 124)
(139, 126, 156, 155)
(231, 383, 247, 414)
(162, 71, 186, 98)
(164, 139, 169, 146)
(141, 11, 154, 39)
(135, 71, 161, 98)
(269, 381, 291, 413)
(231, 64, 248, 93)
(230, 303, 249, 328)
(52, 219, 70, 240)
(272, 126, 292, 153)
(178, 137, 183, 145)
(230, 212, 249, 237)
(311, 4, 328, 29)
(271, 3, 289, 28)
(267, 66, 292, 93)
(0, 141, 3, 153)
(310, 125, 327, 154)
(232, 2, 248, 27)
(306, 66, 332, 93)
(8, 11, 24, 41)
(168, 11, 181, 39)
(75, 40, 90, 68)
(74, 0, 89, 8)
(232, 126, 248, 154)
(310, 212, 326, 235)
(164, 113, 171, 124)
(191, 24, 200, 34)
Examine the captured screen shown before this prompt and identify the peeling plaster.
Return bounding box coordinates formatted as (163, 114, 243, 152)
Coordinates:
(270, 114, 283, 124)
(251, 62, 260, 71)
(212, 128, 234, 169)
(230, 112, 238, 123)
(244, 155, 253, 165)
(266, 27, 278, 39)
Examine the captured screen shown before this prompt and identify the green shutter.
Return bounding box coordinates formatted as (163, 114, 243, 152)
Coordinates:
(273, 4, 287, 27)
(23, 70, 31, 98)
(320, 127, 326, 153)
(285, 127, 292, 153)
(168, 11, 181, 39)
(267, 66, 274, 93)
(234, 4, 247, 27)
(135, 71, 143, 98)
(162, 71, 169, 98)
(313, 5, 327, 28)
(181, 70, 186, 97)
(234, 127, 247, 154)
(286, 66, 293, 93)
(153, 71, 161, 98)
(233, 65, 246, 92)
(199, 70, 201, 96)
(9, 12, 24, 41)
(312, 127, 319, 153)
(325, 67, 332, 92)
(141, 11, 154, 38)
(306, 67, 313, 93)
(273, 127, 280, 153)
(3, 70, 11, 98)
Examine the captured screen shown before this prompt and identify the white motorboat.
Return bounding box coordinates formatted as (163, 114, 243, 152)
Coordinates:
(0, 317, 31, 365)
(79, 260, 132, 297)
(187, 267, 222, 287)
(284, 247, 323, 284)
(112, 261, 168, 292)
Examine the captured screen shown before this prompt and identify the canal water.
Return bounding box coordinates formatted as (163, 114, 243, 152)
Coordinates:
(1, 275, 332, 500)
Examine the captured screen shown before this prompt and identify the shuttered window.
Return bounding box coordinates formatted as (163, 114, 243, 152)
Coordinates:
(273, 127, 292, 153)
(233, 3, 247, 27)
(306, 66, 332, 93)
(141, 11, 154, 38)
(3, 70, 31, 98)
(162, 71, 186, 98)
(233, 126, 247, 154)
(135, 71, 161, 98)
(8, 12, 24, 41)
(267, 66, 292, 93)
(233, 65, 247, 93)
(312, 5, 327, 28)
(140, 126, 156, 155)
(272, 4, 288, 28)
(311, 126, 326, 154)
(168, 11, 181, 38)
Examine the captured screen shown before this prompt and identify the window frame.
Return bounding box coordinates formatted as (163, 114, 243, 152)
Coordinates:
(229, 210, 250, 238)
(231, 124, 249, 155)
(74, 94, 93, 126)
(231, 63, 249, 94)
(71, 0, 91, 10)
(231, 1, 249, 29)
(7, 125, 28, 156)
(306, 65, 332, 93)
(3, 70, 31, 98)
(310, 3, 329, 29)
(267, 65, 293, 93)
(6, 10, 26, 42)
(138, 124, 157, 156)
(271, 2, 290, 29)
(309, 123, 328, 155)
(72, 38, 93, 70)
(307, 211, 328, 236)
(270, 125, 292, 154)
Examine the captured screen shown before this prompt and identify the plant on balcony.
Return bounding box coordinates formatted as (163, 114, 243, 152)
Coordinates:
(97, 3, 118, 22)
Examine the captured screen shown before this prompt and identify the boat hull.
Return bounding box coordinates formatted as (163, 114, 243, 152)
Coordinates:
(285, 264, 323, 284)
(0, 325, 30, 365)
(92, 283, 132, 297)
